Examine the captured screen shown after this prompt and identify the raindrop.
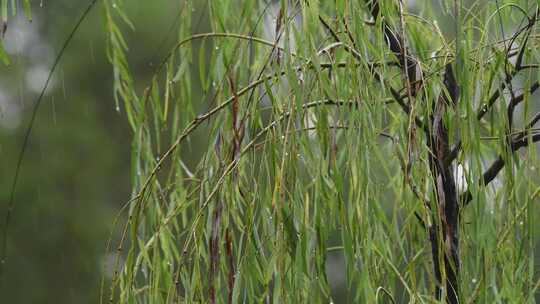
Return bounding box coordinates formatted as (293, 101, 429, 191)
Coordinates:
(472, 278, 477, 284)
(519, 221, 524, 226)
(112, 3, 117, 8)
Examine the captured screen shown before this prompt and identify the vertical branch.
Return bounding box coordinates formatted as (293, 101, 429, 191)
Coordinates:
(365, 1, 461, 301)
(426, 65, 460, 303)
(209, 201, 223, 304)
(396, 0, 418, 178)
(225, 229, 235, 304)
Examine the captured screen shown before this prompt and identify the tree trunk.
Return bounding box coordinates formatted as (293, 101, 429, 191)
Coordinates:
(426, 65, 460, 304)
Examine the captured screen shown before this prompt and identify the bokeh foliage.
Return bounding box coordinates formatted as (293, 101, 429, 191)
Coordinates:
(0, 1, 180, 303)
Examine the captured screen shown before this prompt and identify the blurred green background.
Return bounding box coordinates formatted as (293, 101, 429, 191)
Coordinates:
(0, 1, 194, 302)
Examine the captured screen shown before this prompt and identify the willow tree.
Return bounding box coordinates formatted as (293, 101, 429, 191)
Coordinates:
(103, 0, 540, 303)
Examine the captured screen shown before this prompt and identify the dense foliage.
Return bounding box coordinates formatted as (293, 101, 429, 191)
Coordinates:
(3, 0, 540, 303)
(102, 0, 540, 303)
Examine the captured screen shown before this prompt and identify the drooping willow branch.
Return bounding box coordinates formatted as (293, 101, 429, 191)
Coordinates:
(108, 26, 401, 296)
(128, 98, 364, 279)
(319, 12, 426, 132)
(131, 59, 388, 224)
(446, 10, 540, 165)
(364, 0, 462, 302)
(461, 133, 540, 205)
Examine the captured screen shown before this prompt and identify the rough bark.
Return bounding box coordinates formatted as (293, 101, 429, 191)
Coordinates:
(427, 65, 460, 302)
